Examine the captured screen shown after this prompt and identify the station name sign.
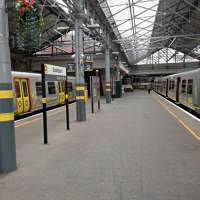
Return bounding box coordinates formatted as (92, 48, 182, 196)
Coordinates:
(45, 64, 66, 76)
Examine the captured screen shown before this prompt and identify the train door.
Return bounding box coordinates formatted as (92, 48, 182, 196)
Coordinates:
(58, 81, 65, 104)
(176, 77, 181, 102)
(14, 78, 31, 114)
(14, 79, 23, 114)
(21, 79, 31, 113)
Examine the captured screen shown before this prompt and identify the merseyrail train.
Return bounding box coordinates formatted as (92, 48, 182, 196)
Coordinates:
(154, 68, 200, 114)
(12, 71, 76, 116)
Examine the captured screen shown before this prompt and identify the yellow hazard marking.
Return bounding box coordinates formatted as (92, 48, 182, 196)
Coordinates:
(15, 109, 65, 128)
(44, 64, 48, 74)
(106, 89, 111, 92)
(153, 94, 200, 141)
(0, 90, 13, 99)
(76, 96, 85, 100)
(0, 112, 14, 122)
(42, 98, 47, 104)
(76, 87, 85, 91)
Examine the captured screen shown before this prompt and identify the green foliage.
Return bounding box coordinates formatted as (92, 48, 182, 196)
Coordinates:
(16, 0, 44, 50)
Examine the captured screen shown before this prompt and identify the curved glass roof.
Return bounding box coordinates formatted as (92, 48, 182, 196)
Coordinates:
(104, 0, 159, 65)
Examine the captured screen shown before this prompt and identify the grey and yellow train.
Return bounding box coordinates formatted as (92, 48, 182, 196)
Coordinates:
(12, 71, 76, 115)
(154, 68, 200, 114)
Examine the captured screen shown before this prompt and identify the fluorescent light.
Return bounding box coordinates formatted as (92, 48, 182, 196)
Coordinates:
(57, 26, 69, 30)
(87, 24, 100, 29)
(112, 52, 119, 55)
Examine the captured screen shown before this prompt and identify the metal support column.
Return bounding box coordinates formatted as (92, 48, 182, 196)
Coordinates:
(116, 57, 120, 81)
(0, 1, 17, 173)
(75, 0, 86, 121)
(105, 32, 111, 103)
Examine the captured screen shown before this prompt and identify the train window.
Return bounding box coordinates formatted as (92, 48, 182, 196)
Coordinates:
(22, 81, 28, 97)
(35, 82, 42, 96)
(187, 79, 193, 95)
(48, 82, 56, 95)
(15, 81, 21, 98)
(181, 80, 186, 93)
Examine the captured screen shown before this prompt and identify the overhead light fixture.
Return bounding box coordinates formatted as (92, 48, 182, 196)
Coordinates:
(87, 24, 100, 29)
(57, 26, 69, 30)
(95, 52, 103, 55)
(112, 52, 119, 55)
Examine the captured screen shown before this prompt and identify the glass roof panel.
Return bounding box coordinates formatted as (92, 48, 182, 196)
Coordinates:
(106, 0, 159, 64)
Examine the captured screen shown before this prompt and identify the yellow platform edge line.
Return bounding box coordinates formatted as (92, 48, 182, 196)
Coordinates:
(152, 94, 200, 141)
(15, 109, 65, 128)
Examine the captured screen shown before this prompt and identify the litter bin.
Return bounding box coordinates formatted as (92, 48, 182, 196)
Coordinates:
(115, 80, 122, 98)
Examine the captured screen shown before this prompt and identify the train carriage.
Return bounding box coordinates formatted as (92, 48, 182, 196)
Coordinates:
(12, 71, 76, 116)
(154, 69, 200, 114)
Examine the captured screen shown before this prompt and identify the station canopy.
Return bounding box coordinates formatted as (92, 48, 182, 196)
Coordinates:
(8, 0, 200, 66)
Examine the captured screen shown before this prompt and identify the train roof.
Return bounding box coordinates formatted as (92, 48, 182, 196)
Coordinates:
(12, 71, 41, 77)
(12, 71, 75, 79)
(166, 68, 200, 78)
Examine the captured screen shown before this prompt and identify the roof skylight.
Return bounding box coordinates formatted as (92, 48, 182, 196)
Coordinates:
(106, 0, 159, 64)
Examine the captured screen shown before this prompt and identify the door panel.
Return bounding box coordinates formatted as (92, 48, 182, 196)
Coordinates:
(21, 79, 31, 113)
(14, 79, 24, 114)
(58, 81, 65, 104)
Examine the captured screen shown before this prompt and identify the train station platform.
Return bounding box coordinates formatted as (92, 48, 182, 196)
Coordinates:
(0, 90, 200, 200)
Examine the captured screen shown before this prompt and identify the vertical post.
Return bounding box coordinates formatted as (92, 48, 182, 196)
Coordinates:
(90, 76, 94, 113)
(0, 1, 17, 173)
(65, 68, 70, 130)
(116, 58, 120, 81)
(75, 0, 86, 121)
(41, 64, 48, 144)
(96, 70, 101, 110)
(105, 32, 111, 103)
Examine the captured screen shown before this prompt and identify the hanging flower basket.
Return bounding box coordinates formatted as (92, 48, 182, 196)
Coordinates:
(16, 0, 44, 50)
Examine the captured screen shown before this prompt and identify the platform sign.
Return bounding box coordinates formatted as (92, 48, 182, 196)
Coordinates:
(44, 64, 66, 82)
(66, 63, 93, 72)
(41, 64, 70, 144)
(45, 64, 66, 76)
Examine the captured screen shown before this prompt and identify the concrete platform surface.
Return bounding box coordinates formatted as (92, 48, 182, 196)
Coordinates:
(0, 90, 200, 200)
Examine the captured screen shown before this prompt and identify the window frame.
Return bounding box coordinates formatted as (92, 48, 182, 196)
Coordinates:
(47, 81, 56, 95)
